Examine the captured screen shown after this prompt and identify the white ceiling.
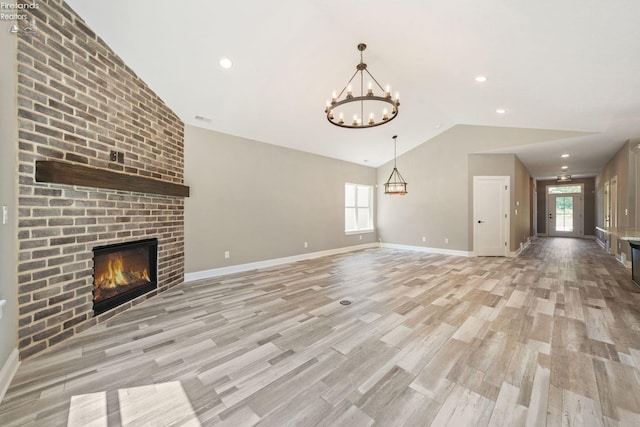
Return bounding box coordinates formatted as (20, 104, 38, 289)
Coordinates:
(65, 0, 640, 178)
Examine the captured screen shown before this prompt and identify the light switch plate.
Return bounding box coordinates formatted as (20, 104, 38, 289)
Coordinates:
(2, 205, 7, 225)
(0, 300, 6, 320)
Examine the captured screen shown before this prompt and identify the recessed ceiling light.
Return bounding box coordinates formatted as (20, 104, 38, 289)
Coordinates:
(496, 108, 507, 114)
(561, 153, 570, 158)
(219, 57, 233, 69)
(561, 165, 568, 170)
(195, 115, 212, 122)
(475, 76, 488, 82)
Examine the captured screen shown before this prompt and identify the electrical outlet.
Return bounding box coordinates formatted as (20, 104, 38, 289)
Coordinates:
(422, 236, 426, 242)
(110, 150, 125, 163)
(444, 238, 449, 244)
(304, 242, 308, 248)
(224, 251, 230, 259)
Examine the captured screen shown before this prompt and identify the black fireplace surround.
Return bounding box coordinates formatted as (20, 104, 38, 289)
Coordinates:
(92, 238, 158, 315)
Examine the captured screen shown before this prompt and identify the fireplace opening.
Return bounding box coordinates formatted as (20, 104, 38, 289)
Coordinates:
(93, 238, 158, 315)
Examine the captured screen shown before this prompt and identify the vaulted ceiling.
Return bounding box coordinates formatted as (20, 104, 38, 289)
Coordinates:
(65, 0, 640, 178)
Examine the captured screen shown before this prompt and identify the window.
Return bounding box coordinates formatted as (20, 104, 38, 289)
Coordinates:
(345, 183, 373, 233)
(548, 185, 582, 194)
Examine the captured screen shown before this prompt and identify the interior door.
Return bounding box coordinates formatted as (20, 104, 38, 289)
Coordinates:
(604, 180, 610, 227)
(610, 176, 618, 228)
(474, 176, 509, 256)
(548, 194, 582, 237)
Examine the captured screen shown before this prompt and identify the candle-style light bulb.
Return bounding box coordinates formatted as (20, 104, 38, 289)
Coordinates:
(368, 113, 374, 125)
(395, 92, 400, 102)
(367, 81, 373, 96)
(331, 91, 337, 103)
(385, 85, 391, 98)
(382, 109, 389, 120)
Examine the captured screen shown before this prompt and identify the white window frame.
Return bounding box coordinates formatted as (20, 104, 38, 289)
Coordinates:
(345, 183, 374, 234)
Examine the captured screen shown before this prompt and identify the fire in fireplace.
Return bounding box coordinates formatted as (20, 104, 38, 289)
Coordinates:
(93, 238, 158, 315)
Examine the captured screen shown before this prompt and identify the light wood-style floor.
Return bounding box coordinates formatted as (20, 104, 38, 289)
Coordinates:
(2, 238, 640, 426)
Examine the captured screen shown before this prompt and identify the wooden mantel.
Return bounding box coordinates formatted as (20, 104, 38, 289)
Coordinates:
(35, 160, 190, 197)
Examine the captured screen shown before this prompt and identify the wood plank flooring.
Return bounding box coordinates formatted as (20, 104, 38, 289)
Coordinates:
(1, 237, 640, 426)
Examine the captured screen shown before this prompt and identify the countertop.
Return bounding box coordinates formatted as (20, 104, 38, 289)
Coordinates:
(596, 226, 640, 241)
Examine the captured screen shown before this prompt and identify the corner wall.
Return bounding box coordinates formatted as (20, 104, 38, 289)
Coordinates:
(184, 126, 377, 274)
(468, 153, 532, 253)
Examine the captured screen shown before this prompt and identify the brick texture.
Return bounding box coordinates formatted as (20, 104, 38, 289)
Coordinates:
(16, 0, 186, 358)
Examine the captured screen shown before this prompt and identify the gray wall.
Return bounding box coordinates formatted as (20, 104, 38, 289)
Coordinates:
(0, 29, 18, 370)
(514, 156, 532, 250)
(184, 126, 378, 273)
(377, 125, 566, 252)
(537, 177, 596, 236)
(595, 140, 638, 259)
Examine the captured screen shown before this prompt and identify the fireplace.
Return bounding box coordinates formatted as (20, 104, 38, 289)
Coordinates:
(93, 238, 158, 315)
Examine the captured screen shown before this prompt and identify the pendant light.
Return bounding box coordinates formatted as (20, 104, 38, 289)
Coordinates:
(384, 135, 408, 195)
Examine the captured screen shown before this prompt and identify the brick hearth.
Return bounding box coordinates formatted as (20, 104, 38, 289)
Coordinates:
(15, 0, 185, 358)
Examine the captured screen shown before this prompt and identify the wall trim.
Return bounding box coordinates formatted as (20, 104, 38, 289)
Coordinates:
(617, 253, 632, 269)
(510, 239, 532, 257)
(185, 243, 380, 282)
(0, 348, 20, 404)
(381, 243, 474, 257)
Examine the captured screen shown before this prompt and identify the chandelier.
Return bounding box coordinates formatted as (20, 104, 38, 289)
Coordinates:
(384, 135, 408, 195)
(325, 43, 400, 129)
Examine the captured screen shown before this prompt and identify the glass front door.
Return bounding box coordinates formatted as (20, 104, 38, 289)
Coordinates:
(548, 194, 581, 237)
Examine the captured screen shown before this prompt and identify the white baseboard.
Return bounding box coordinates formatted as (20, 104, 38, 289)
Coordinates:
(0, 348, 19, 404)
(617, 254, 632, 269)
(511, 239, 532, 257)
(381, 243, 473, 257)
(185, 243, 380, 282)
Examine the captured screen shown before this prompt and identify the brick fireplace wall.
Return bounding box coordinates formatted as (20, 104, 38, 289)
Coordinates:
(15, 0, 186, 358)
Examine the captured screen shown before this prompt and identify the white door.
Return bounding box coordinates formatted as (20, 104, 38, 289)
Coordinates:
(548, 194, 582, 237)
(610, 176, 618, 228)
(474, 176, 509, 256)
(604, 180, 610, 227)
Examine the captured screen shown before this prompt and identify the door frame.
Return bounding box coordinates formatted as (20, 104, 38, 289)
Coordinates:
(473, 176, 510, 257)
(545, 183, 584, 237)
